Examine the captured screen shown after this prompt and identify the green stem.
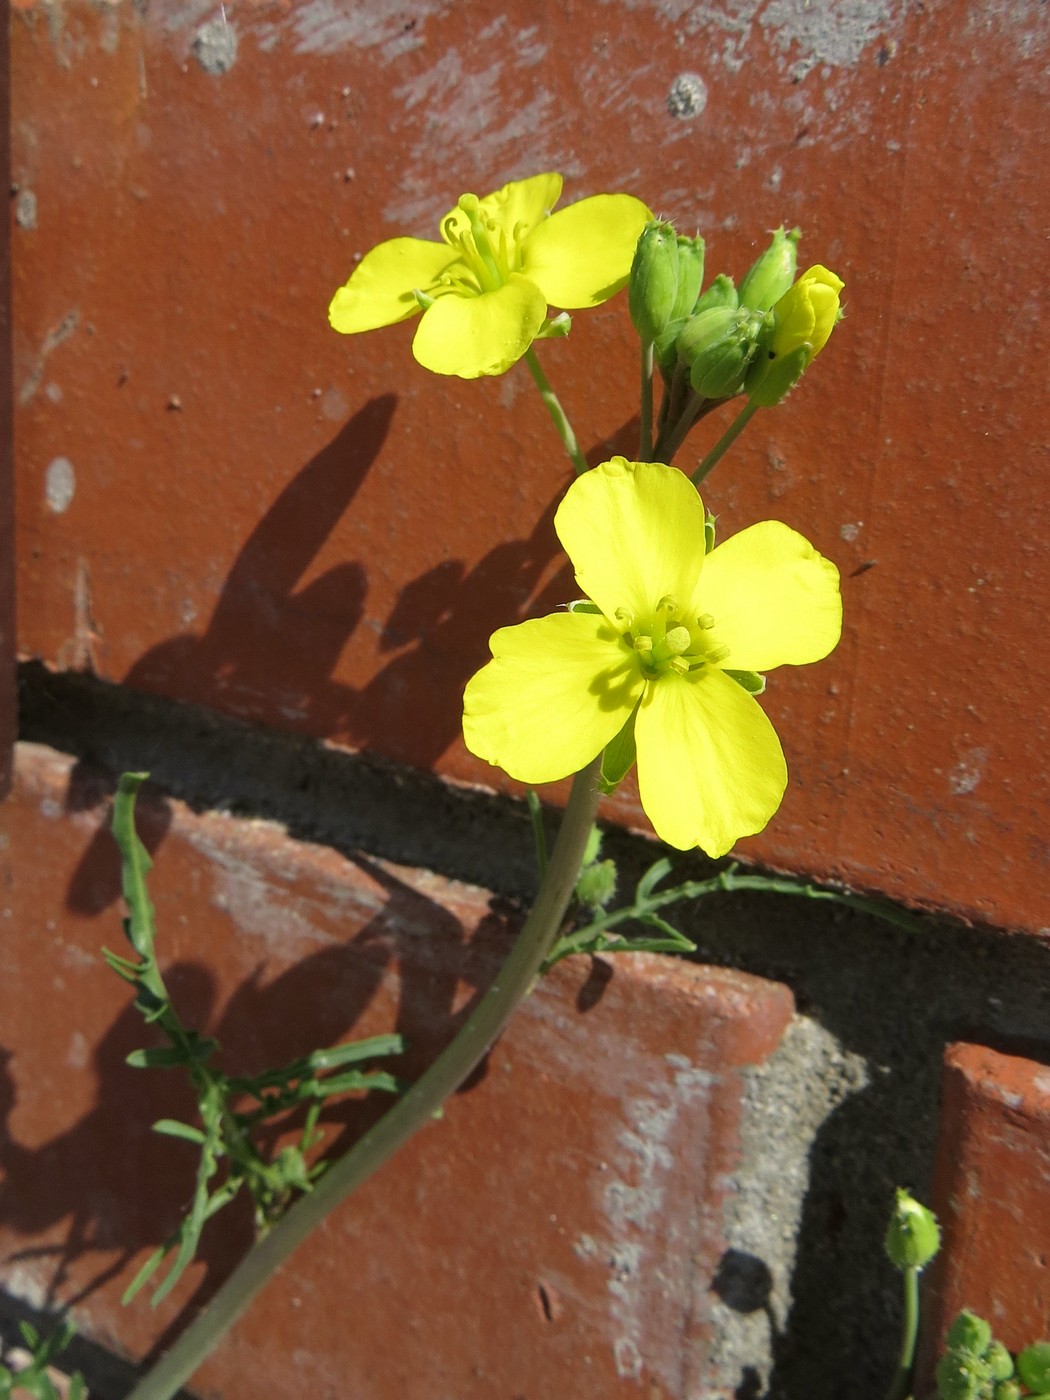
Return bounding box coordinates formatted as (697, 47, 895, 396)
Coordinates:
(691, 398, 761, 486)
(885, 1265, 920, 1400)
(523, 346, 588, 477)
(526, 790, 548, 882)
(124, 761, 602, 1400)
(639, 341, 654, 459)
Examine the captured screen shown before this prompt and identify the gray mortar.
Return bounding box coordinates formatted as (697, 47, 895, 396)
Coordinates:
(17, 662, 1050, 1399)
(191, 15, 237, 75)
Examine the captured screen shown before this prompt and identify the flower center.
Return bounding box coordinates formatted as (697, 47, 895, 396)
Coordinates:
(437, 194, 529, 298)
(624, 598, 728, 677)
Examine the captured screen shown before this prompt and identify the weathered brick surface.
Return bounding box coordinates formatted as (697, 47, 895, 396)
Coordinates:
(0, 742, 793, 1398)
(8, 1, 1049, 931)
(922, 1042, 1050, 1365)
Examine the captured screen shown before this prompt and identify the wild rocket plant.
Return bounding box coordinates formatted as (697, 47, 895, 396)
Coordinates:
(108, 172, 937, 1400)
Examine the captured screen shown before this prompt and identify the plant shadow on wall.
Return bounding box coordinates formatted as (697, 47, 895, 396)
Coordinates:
(0, 768, 523, 1363)
(118, 387, 617, 774)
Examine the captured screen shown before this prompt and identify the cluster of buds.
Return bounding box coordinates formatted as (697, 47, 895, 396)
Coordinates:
(629, 219, 844, 419)
(934, 1312, 1050, 1400)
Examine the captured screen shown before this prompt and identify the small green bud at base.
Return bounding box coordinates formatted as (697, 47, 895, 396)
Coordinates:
(575, 858, 618, 910)
(993, 1381, 1022, 1400)
(738, 225, 801, 312)
(885, 1188, 941, 1270)
(629, 221, 681, 345)
(947, 1312, 994, 1358)
(937, 1353, 993, 1400)
(986, 1342, 1014, 1382)
(1017, 1341, 1050, 1393)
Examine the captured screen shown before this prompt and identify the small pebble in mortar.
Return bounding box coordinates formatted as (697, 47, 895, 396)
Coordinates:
(667, 72, 708, 119)
(45, 457, 75, 514)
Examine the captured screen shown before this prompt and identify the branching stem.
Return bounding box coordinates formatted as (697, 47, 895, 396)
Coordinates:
(124, 761, 602, 1400)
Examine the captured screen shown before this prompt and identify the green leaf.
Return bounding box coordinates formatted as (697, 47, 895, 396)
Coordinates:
(111, 773, 156, 961)
(636, 858, 673, 903)
(126, 1046, 187, 1069)
(152, 1119, 208, 1145)
(121, 1244, 168, 1305)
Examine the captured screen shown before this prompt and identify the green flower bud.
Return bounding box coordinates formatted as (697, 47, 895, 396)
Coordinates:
(694, 273, 738, 315)
(576, 857, 618, 910)
(738, 225, 801, 312)
(1017, 1342, 1050, 1393)
(937, 1353, 993, 1400)
(678, 307, 763, 399)
(993, 1381, 1022, 1400)
(884, 1188, 941, 1271)
(986, 1343, 1014, 1383)
(669, 234, 705, 321)
(629, 221, 681, 344)
(947, 1312, 994, 1358)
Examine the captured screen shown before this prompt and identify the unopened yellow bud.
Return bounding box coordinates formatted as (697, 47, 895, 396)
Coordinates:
(770, 264, 844, 359)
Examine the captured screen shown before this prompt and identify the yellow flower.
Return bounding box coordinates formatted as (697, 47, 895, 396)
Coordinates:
(463, 459, 841, 856)
(328, 173, 652, 379)
(770, 264, 844, 360)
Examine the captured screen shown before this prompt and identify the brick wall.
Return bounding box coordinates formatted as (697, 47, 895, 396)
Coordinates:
(3, 3, 1049, 1397)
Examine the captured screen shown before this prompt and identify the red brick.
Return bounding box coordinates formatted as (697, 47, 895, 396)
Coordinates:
(923, 1042, 1050, 1363)
(0, 743, 793, 1397)
(9, 2, 1050, 932)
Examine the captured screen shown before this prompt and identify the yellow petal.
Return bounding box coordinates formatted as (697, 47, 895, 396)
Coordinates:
(635, 668, 787, 855)
(442, 172, 564, 247)
(694, 521, 842, 671)
(521, 194, 653, 308)
(463, 613, 645, 784)
(411, 274, 546, 378)
(328, 238, 458, 334)
(771, 265, 844, 358)
(555, 459, 707, 625)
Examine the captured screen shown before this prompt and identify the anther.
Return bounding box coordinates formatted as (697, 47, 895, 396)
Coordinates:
(633, 635, 654, 654)
(668, 657, 690, 676)
(698, 612, 716, 630)
(707, 644, 731, 664)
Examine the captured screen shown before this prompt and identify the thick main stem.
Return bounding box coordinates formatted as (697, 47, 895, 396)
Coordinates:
(125, 763, 602, 1400)
(523, 346, 589, 476)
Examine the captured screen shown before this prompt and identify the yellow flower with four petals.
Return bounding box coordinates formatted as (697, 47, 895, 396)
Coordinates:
(328, 173, 652, 379)
(463, 459, 842, 857)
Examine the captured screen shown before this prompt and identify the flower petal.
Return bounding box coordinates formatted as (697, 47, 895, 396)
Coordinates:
(442, 172, 564, 247)
(463, 613, 645, 784)
(521, 194, 653, 308)
(411, 273, 546, 378)
(555, 459, 707, 625)
(635, 668, 787, 855)
(328, 238, 458, 334)
(694, 521, 842, 671)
